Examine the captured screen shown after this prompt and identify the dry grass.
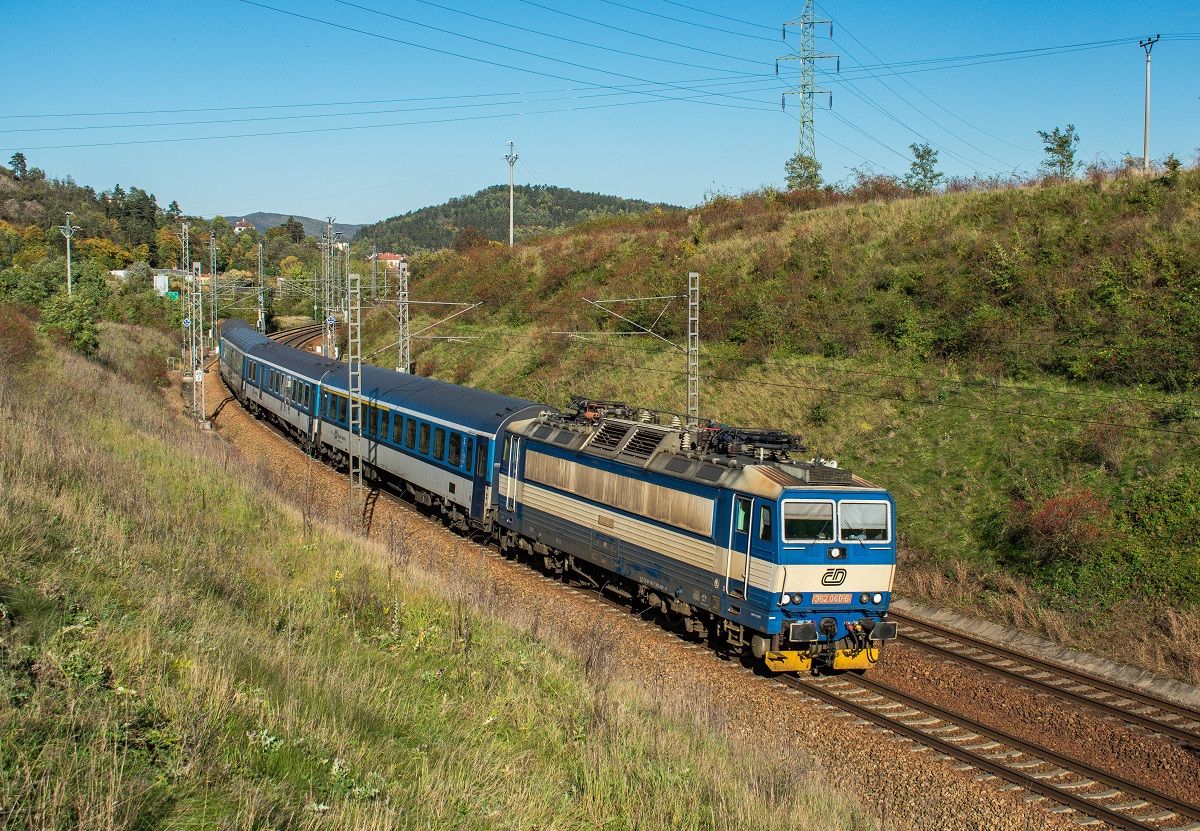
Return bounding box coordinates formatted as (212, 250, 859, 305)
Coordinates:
(0, 332, 867, 830)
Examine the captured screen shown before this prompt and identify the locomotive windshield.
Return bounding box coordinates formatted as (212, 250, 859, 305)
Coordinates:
(783, 501, 834, 541)
(839, 501, 890, 541)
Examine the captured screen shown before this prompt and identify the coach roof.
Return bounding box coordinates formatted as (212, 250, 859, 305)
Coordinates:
(220, 319, 545, 434)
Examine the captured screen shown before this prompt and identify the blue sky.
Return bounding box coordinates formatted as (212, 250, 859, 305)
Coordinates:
(3, 0, 1198, 224)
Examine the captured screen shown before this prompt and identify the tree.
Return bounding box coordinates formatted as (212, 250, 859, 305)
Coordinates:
(1037, 124, 1080, 179)
(904, 142, 943, 195)
(283, 216, 305, 243)
(784, 151, 822, 190)
(453, 225, 489, 253)
(166, 200, 181, 219)
(8, 152, 26, 180)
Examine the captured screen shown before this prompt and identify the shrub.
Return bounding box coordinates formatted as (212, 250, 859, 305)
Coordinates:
(1017, 489, 1110, 567)
(0, 302, 37, 370)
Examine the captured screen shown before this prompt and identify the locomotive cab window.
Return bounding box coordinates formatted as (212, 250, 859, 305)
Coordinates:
(758, 505, 773, 541)
(448, 433, 461, 466)
(783, 500, 835, 542)
(733, 496, 752, 534)
(839, 501, 890, 543)
(419, 423, 430, 455)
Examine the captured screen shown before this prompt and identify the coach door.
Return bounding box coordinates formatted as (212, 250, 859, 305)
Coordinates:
(502, 436, 521, 512)
(725, 494, 753, 599)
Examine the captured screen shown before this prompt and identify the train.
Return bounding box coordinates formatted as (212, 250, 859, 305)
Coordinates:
(218, 319, 898, 672)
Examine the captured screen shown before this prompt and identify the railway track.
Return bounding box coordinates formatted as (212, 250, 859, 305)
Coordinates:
(778, 673, 1200, 831)
(270, 322, 326, 349)
(890, 611, 1200, 748)
(224, 331, 1200, 829)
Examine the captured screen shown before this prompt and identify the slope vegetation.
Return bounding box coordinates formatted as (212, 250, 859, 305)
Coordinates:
(0, 320, 859, 829)
(371, 170, 1200, 681)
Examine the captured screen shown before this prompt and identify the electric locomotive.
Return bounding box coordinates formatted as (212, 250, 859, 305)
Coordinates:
(218, 320, 898, 672)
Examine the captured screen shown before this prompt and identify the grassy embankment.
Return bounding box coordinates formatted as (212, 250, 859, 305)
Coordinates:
(368, 170, 1200, 682)
(0, 322, 862, 829)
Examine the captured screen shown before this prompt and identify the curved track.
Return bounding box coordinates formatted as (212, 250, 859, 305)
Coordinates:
(890, 612, 1200, 748)
(236, 325, 1200, 831)
(270, 322, 325, 349)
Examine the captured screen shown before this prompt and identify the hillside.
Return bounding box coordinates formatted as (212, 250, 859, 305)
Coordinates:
(355, 184, 678, 252)
(367, 168, 1200, 682)
(224, 212, 362, 239)
(0, 321, 859, 829)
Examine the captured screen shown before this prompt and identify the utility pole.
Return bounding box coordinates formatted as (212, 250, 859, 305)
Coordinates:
(346, 269, 364, 529)
(55, 212, 81, 297)
(179, 221, 191, 379)
(504, 140, 518, 247)
(687, 272, 699, 430)
(209, 231, 217, 348)
(322, 218, 336, 359)
(257, 241, 266, 333)
(779, 1, 837, 164)
(1140, 34, 1160, 175)
(397, 256, 411, 373)
(371, 243, 377, 300)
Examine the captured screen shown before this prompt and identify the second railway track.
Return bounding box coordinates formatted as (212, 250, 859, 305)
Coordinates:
(890, 611, 1200, 748)
(240, 324, 1200, 831)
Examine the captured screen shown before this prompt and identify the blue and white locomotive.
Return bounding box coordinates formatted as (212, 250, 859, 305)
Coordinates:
(219, 319, 898, 672)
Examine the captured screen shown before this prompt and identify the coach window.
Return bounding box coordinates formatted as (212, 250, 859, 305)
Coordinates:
(463, 437, 473, 472)
(338, 396, 347, 424)
(377, 409, 386, 437)
(434, 427, 446, 461)
(391, 415, 401, 443)
(419, 423, 430, 455)
(406, 419, 417, 449)
(448, 433, 461, 466)
(758, 505, 773, 541)
(734, 496, 752, 534)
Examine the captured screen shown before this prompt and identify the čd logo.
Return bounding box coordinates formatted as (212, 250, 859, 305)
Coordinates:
(821, 568, 847, 586)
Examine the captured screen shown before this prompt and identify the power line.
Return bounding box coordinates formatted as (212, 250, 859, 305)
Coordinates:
(311, 0, 775, 111)
(397, 0, 766, 75)
(814, 5, 1030, 160)
(0, 76, 778, 135)
(0, 74, 767, 121)
(3, 83, 784, 153)
(590, 0, 778, 42)
(513, 0, 767, 66)
(648, 0, 776, 33)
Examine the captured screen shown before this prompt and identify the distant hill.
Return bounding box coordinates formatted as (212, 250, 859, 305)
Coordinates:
(355, 184, 679, 252)
(223, 212, 362, 239)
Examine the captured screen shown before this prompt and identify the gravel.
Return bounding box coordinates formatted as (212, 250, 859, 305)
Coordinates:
(195, 365, 1183, 831)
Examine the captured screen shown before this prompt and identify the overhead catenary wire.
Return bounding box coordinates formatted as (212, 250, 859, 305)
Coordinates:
(405, 337, 1200, 438)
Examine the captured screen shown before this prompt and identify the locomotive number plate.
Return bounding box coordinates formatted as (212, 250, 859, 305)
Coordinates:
(811, 593, 852, 604)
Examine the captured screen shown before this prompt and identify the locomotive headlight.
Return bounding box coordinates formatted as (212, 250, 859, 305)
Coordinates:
(859, 592, 870, 604)
(780, 594, 791, 606)
(872, 593, 883, 604)
(828, 548, 845, 559)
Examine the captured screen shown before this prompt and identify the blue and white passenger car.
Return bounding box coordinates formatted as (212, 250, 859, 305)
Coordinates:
(219, 320, 543, 529)
(219, 320, 898, 671)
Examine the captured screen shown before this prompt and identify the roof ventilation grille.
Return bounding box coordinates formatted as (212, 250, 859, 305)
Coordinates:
(589, 421, 630, 452)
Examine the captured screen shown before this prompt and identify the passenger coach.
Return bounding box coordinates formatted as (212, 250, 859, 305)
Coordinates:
(218, 320, 898, 672)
